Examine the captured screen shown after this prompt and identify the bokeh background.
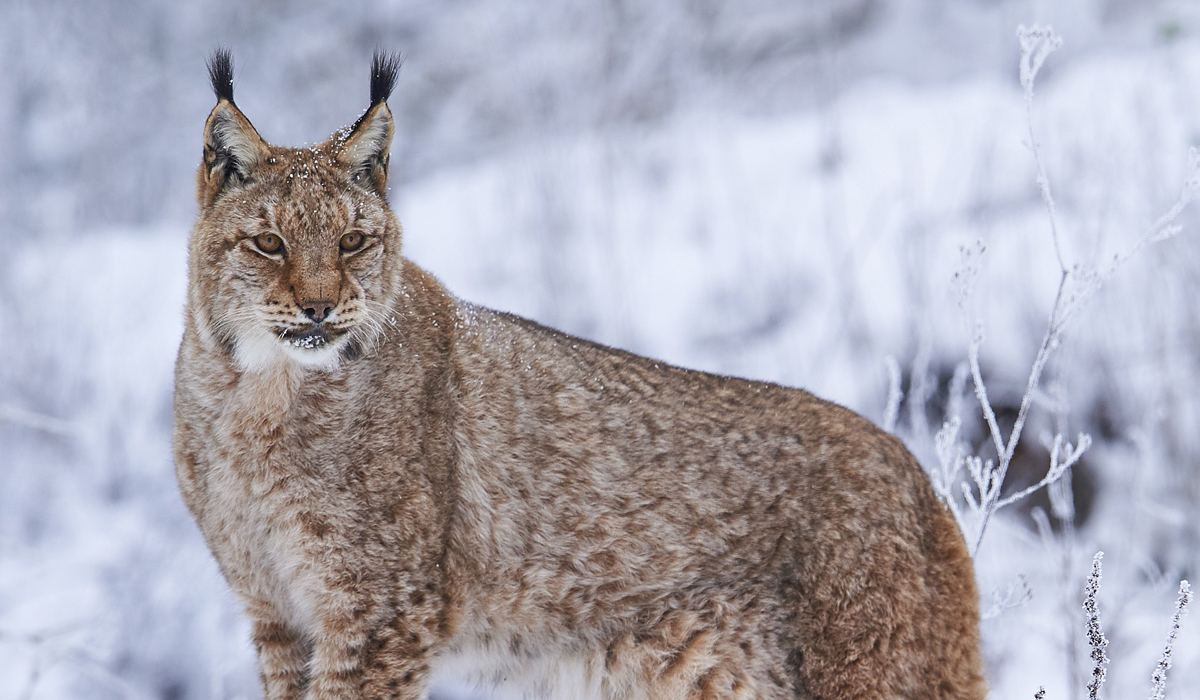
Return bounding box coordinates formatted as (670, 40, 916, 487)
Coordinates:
(3, 1, 1200, 698)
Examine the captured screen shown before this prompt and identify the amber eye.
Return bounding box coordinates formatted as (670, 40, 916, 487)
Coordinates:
(254, 233, 283, 254)
(339, 231, 365, 252)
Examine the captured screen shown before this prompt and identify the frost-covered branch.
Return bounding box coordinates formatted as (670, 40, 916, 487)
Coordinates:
(1029, 566, 1191, 700)
(1084, 552, 1109, 700)
(995, 433, 1090, 510)
(1018, 24, 1067, 272)
(0, 404, 76, 437)
(930, 28, 1086, 554)
(932, 416, 968, 533)
(1149, 580, 1192, 700)
(882, 355, 903, 434)
(926, 25, 1200, 556)
(981, 573, 1032, 620)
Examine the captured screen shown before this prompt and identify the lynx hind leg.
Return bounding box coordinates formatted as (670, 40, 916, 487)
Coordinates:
(603, 599, 795, 700)
(790, 484, 985, 699)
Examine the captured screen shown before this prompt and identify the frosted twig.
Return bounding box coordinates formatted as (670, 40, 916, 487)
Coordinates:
(967, 27, 1070, 553)
(956, 24, 1199, 555)
(906, 331, 933, 446)
(1149, 580, 1192, 700)
(1103, 146, 1200, 281)
(1030, 506, 1055, 549)
(1018, 25, 1063, 96)
(1045, 391, 1080, 527)
(981, 573, 1033, 620)
(945, 362, 969, 433)
(915, 26, 1194, 557)
(882, 355, 902, 434)
(1018, 25, 1066, 271)
(968, 284, 1076, 555)
(995, 433, 1091, 509)
(932, 417, 967, 533)
(963, 139, 1197, 554)
(1084, 552, 1109, 700)
(951, 241, 986, 314)
(0, 405, 76, 437)
(968, 326, 1006, 460)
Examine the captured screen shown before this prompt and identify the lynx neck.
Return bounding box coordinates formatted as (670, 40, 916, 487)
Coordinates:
(228, 359, 306, 428)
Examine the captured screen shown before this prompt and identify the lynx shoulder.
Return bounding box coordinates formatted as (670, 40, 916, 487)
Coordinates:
(174, 51, 985, 700)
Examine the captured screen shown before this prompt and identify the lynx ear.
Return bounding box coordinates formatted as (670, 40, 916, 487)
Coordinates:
(337, 52, 401, 197)
(198, 49, 270, 207)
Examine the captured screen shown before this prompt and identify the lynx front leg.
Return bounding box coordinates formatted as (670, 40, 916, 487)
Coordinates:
(357, 614, 435, 700)
(304, 597, 373, 699)
(248, 608, 311, 700)
(305, 587, 438, 700)
(306, 620, 432, 700)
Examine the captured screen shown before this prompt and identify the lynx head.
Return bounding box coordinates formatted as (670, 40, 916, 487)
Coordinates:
(188, 49, 404, 372)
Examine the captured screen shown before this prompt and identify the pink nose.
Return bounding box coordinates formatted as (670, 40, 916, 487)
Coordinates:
(302, 300, 335, 323)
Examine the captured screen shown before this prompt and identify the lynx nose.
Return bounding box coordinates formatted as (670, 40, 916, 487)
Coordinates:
(301, 300, 335, 324)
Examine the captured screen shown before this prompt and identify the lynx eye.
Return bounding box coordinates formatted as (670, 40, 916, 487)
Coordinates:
(254, 233, 283, 254)
(339, 231, 365, 252)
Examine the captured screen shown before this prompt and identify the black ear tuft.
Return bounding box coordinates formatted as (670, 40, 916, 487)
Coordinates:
(369, 51, 402, 107)
(208, 48, 235, 104)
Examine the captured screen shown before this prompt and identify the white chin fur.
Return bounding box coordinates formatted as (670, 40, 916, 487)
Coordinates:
(233, 330, 344, 373)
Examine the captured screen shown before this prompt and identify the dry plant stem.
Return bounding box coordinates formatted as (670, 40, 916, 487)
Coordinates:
(963, 31, 1196, 555)
(0, 405, 76, 437)
(1016, 25, 1065, 264)
(883, 355, 902, 434)
(966, 26, 1075, 556)
(964, 147, 1197, 556)
(967, 26, 1083, 556)
(932, 417, 969, 535)
(1083, 552, 1109, 700)
(980, 573, 1031, 620)
(996, 433, 1089, 510)
(1025, 77, 1066, 272)
(1149, 580, 1193, 700)
(907, 329, 934, 448)
(967, 280, 1070, 556)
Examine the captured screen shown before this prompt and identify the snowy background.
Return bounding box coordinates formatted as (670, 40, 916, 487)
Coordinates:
(2, 0, 1199, 698)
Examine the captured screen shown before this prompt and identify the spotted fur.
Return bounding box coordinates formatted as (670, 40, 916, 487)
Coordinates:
(174, 53, 986, 700)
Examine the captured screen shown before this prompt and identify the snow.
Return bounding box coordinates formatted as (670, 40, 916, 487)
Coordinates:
(4, 1, 1200, 698)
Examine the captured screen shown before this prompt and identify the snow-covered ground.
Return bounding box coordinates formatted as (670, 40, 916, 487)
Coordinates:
(3, 2, 1200, 699)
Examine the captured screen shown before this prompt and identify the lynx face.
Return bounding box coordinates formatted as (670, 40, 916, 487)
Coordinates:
(189, 51, 404, 372)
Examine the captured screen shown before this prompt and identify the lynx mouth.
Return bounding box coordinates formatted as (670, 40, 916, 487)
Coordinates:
(278, 325, 347, 349)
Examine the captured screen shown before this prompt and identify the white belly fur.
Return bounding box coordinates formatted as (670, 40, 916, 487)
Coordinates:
(429, 640, 608, 700)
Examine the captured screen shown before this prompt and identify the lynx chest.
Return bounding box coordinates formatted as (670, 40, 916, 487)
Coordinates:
(190, 368, 358, 637)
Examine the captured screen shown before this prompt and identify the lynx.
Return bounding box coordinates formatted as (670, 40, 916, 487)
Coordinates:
(174, 51, 985, 700)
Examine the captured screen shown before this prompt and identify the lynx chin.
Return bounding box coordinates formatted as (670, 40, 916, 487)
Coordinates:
(174, 51, 985, 700)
